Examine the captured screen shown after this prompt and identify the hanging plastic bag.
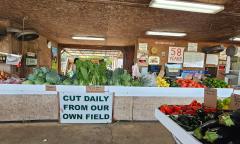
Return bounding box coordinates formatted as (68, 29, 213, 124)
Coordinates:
(142, 72, 157, 87)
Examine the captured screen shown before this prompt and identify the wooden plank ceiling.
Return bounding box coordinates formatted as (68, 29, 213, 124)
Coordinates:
(0, 0, 239, 46)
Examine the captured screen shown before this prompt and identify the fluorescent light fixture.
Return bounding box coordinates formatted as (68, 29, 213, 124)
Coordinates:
(149, 0, 224, 14)
(146, 31, 186, 37)
(72, 36, 105, 41)
(231, 37, 240, 41)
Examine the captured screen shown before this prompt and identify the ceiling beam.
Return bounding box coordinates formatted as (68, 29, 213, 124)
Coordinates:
(65, 0, 149, 7)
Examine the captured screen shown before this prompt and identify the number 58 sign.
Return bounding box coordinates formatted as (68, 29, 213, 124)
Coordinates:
(168, 47, 185, 63)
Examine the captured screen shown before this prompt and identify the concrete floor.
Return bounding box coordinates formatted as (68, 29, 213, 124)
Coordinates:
(0, 122, 175, 144)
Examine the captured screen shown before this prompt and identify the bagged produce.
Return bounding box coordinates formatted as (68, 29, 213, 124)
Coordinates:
(142, 73, 157, 87)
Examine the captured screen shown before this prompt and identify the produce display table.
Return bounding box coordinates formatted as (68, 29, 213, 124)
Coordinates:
(155, 109, 201, 144)
(0, 85, 238, 122)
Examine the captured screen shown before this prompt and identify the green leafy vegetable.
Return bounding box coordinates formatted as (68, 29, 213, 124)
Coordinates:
(46, 71, 61, 84)
(27, 74, 36, 81)
(76, 60, 107, 85)
(203, 131, 219, 143)
(203, 78, 228, 88)
(63, 78, 73, 85)
(194, 128, 203, 140)
(34, 77, 45, 84)
(219, 114, 235, 127)
(22, 80, 34, 84)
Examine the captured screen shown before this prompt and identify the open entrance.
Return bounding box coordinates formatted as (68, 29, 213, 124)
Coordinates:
(61, 48, 123, 75)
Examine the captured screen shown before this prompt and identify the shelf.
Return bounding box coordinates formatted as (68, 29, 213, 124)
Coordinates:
(0, 85, 238, 98)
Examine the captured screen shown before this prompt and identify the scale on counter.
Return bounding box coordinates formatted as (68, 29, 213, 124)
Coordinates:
(165, 64, 182, 77)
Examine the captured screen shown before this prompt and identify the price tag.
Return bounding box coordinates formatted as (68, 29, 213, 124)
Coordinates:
(204, 88, 217, 108)
(45, 85, 57, 91)
(168, 47, 184, 63)
(230, 94, 240, 110)
(86, 86, 105, 93)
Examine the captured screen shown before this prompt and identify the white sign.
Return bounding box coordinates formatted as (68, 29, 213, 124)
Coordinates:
(206, 54, 219, 65)
(60, 92, 113, 123)
(6, 54, 22, 65)
(148, 56, 160, 65)
(168, 47, 184, 63)
(188, 42, 198, 52)
(183, 52, 205, 68)
(219, 48, 227, 60)
(138, 43, 148, 52)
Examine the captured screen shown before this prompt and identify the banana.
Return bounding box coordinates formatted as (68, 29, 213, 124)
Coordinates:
(156, 77, 170, 87)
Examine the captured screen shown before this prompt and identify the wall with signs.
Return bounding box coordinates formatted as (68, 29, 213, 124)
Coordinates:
(137, 38, 235, 71)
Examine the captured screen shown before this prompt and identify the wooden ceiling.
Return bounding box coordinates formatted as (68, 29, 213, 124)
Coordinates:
(0, 0, 239, 46)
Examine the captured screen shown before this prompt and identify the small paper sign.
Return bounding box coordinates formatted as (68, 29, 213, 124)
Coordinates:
(86, 86, 105, 93)
(230, 94, 240, 110)
(204, 88, 217, 108)
(188, 42, 198, 52)
(45, 85, 56, 91)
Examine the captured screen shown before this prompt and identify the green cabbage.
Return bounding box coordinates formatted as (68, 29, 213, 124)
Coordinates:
(43, 82, 52, 85)
(27, 74, 36, 81)
(37, 72, 46, 78)
(73, 79, 79, 85)
(22, 80, 34, 84)
(40, 67, 49, 74)
(63, 78, 73, 85)
(46, 71, 61, 84)
(33, 68, 41, 75)
(34, 78, 45, 84)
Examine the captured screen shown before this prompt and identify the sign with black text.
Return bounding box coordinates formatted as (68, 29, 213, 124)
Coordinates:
(60, 92, 113, 123)
(168, 47, 184, 63)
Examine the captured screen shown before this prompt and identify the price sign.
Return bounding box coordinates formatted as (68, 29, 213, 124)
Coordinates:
(230, 94, 240, 110)
(86, 86, 105, 93)
(168, 47, 184, 63)
(45, 85, 56, 91)
(204, 88, 217, 108)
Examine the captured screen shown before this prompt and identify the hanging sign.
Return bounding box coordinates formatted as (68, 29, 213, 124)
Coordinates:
(206, 54, 219, 65)
(168, 47, 184, 63)
(6, 54, 22, 65)
(59, 92, 113, 123)
(183, 52, 205, 68)
(51, 47, 58, 71)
